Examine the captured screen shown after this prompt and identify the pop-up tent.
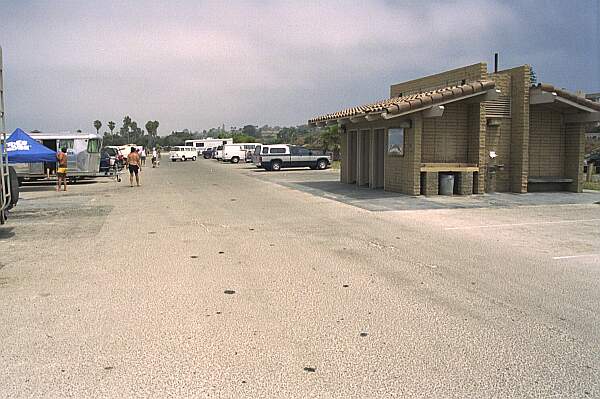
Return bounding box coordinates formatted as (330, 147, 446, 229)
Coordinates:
(4, 128, 57, 163)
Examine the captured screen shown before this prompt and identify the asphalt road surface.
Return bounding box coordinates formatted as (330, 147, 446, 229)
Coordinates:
(1, 157, 599, 398)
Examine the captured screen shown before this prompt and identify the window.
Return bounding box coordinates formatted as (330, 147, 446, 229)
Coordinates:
(196, 143, 204, 147)
(58, 139, 74, 150)
(254, 145, 262, 155)
(291, 146, 310, 156)
(222, 141, 228, 145)
(262, 147, 269, 154)
(270, 147, 286, 154)
(387, 128, 404, 156)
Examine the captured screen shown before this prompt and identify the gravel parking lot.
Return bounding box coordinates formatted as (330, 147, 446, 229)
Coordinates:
(1, 157, 599, 398)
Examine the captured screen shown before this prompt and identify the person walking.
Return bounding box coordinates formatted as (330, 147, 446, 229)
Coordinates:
(152, 148, 158, 168)
(127, 147, 142, 187)
(56, 147, 68, 192)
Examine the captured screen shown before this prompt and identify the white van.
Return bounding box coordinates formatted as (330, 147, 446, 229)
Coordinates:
(169, 146, 198, 161)
(222, 143, 261, 163)
(185, 138, 233, 154)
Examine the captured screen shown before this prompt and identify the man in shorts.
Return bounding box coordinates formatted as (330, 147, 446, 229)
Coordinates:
(127, 147, 142, 187)
(56, 147, 68, 192)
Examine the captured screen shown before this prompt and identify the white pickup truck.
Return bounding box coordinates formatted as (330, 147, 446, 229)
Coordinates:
(256, 145, 331, 171)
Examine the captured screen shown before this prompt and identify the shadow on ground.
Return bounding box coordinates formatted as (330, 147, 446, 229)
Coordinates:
(282, 180, 600, 212)
(0, 227, 15, 239)
(18, 180, 99, 193)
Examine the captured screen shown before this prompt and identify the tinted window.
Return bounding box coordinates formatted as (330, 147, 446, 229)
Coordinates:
(254, 145, 262, 155)
(262, 147, 269, 154)
(291, 147, 310, 156)
(270, 148, 286, 154)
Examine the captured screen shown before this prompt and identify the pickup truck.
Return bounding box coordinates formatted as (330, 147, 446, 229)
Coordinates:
(258, 145, 331, 171)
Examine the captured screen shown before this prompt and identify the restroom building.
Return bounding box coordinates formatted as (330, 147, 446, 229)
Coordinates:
(309, 63, 600, 195)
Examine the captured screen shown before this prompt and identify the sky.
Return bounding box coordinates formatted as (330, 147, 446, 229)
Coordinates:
(0, 0, 598, 136)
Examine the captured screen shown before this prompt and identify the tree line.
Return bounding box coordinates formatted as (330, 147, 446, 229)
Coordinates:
(95, 117, 340, 158)
(94, 116, 160, 148)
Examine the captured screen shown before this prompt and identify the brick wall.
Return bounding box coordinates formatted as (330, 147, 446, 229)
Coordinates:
(422, 103, 470, 163)
(486, 73, 513, 192)
(529, 108, 565, 177)
(564, 123, 585, 192)
(390, 63, 487, 97)
(384, 115, 422, 195)
(502, 65, 531, 193)
(340, 129, 349, 183)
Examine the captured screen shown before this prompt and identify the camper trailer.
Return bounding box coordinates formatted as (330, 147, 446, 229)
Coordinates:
(13, 131, 102, 181)
(185, 138, 233, 154)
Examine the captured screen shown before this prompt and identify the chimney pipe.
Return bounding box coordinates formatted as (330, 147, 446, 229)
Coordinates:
(494, 53, 498, 73)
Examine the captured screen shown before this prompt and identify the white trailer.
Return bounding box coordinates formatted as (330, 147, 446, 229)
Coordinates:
(185, 138, 233, 154)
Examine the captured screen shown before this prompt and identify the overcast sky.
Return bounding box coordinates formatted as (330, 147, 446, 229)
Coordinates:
(0, 0, 598, 135)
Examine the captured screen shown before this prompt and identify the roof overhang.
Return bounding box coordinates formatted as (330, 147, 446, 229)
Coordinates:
(381, 89, 500, 121)
(530, 85, 600, 125)
(311, 87, 500, 127)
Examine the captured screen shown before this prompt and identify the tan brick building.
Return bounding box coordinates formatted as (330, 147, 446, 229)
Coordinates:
(309, 63, 600, 195)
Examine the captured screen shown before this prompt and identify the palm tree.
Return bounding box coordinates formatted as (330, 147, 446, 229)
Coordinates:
(93, 120, 102, 135)
(108, 121, 116, 135)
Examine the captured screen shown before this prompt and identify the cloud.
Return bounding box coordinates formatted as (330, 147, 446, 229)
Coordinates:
(0, 0, 596, 134)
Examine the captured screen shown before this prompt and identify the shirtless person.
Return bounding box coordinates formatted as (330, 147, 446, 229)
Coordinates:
(127, 147, 142, 187)
(56, 147, 68, 192)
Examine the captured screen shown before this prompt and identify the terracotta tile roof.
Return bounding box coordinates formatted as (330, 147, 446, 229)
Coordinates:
(309, 80, 496, 124)
(535, 83, 600, 112)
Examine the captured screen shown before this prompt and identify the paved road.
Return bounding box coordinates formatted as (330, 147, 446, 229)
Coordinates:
(1, 158, 599, 398)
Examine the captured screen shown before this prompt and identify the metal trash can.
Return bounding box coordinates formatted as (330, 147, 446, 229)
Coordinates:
(439, 173, 455, 195)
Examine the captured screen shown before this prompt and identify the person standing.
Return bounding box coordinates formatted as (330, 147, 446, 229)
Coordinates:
(127, 147, 142, 187)
(56, 147, 68, 192)
(140, 147, 147, 166)
(151, 148, 158, 168)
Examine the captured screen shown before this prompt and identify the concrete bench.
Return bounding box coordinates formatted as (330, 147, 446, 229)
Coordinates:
(528, 177, 573, 184)
(527, 177, 574, 192)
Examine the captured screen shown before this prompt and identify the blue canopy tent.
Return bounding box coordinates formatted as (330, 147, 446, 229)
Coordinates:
(4, 128, 57, 163)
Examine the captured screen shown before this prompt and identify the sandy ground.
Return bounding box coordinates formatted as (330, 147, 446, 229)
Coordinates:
(0, 157, 599, 398)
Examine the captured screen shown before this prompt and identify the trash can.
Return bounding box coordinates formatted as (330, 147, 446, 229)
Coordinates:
(439, 173, 455, 195)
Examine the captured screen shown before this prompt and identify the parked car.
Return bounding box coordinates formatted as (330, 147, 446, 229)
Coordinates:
(258, 145, 331, 171)
(202, 148, 214, 159)
(214, 145, 224, 160)
(170, 146, 198, 162)
(222, 143, 261, 163)
(99, 147, 123, 172)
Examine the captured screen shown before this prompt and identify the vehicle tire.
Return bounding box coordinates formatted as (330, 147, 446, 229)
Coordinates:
(192, 156, 197, 161)
(8, 166, 19, 207)
(231, 157, 239, 164)
(182, 156, 186, 162)
(271, 160, 282, 171)
(171, 159, 176, 162)
(316, 159, 328, 170)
